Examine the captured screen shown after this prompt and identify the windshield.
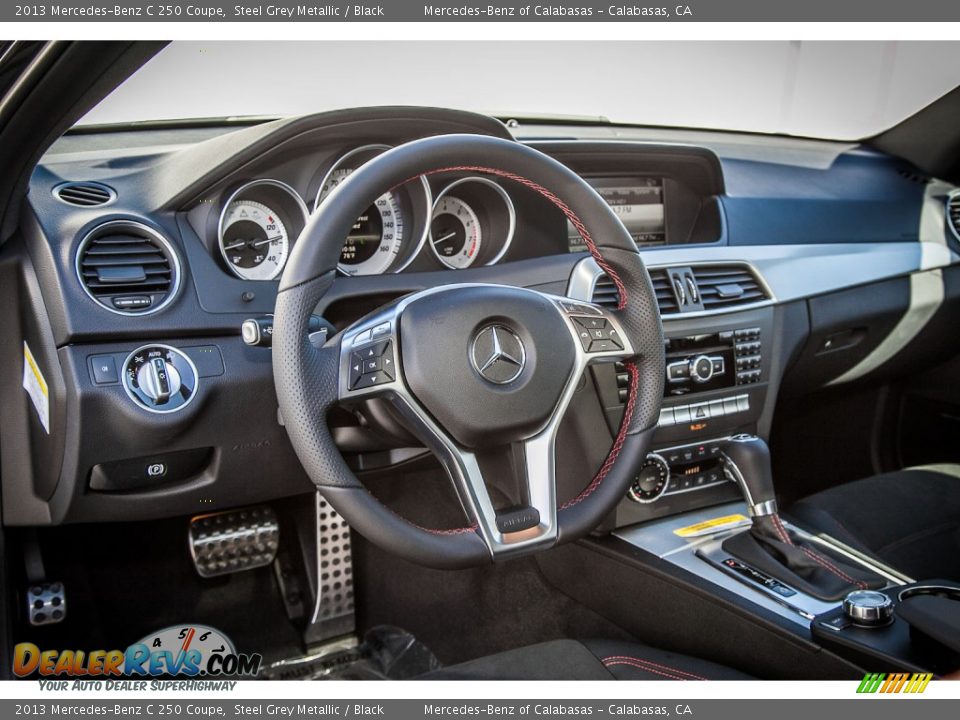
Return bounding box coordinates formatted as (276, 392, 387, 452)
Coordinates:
(80, 40, 960, 141)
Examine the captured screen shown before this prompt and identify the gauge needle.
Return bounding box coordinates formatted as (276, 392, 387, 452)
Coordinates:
(223, 240, 247, 251)
(348, 235, 382, 242)
(251, 236, 283, 248)
(432, 231, 457, 245)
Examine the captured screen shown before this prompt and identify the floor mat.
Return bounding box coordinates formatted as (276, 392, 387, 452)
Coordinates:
(262, 626, 440, 680)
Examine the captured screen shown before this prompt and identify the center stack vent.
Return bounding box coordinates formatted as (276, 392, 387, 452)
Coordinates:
(591, 263, 769, 315)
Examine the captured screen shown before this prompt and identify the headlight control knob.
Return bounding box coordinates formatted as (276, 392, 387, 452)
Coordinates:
(122, 345, 198, 413)
(842, 590, 894, 627)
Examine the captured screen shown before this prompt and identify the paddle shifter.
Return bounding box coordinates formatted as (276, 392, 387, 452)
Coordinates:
(720, 434, 885, 602)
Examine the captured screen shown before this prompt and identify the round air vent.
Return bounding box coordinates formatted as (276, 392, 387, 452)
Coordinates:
(948, 192, 960, 242)
(75, 221, 181, 315)
(53, 181, 116, 207)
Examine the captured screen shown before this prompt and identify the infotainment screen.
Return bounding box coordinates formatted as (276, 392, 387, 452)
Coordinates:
(568, 177, 665, 251)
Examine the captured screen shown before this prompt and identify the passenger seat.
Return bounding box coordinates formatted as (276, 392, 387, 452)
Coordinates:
(789, 465, 960, 582)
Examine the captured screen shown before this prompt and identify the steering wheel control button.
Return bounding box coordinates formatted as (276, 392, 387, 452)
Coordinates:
(349, 339, 395, 390)
(471, 325, 526, 385)
(88, 354, 119, 385)
(572, 315, 624, 353)
(842, 590, 895, 627)
(122, 344, 199, 413)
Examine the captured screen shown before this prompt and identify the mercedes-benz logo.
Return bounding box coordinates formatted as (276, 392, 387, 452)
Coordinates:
(471, 325, 526, 385)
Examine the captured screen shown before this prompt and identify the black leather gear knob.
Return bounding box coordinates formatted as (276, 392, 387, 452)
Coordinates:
(722, 434, 778, 517)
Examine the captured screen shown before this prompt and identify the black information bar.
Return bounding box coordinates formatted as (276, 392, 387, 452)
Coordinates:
(4, 0, 960, 22)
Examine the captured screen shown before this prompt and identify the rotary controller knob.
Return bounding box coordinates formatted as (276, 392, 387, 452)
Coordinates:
(122, 344, 199, 413)
(689, 354, 715, 383)
(842, 590, 894, 627)
(628, 453, 671, 504)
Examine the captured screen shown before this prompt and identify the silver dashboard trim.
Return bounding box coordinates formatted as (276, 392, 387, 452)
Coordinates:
(567, 241, 958, 316)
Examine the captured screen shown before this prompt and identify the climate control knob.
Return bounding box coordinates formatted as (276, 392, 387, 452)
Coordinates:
(689, 354, 715, 383)
(628, 453, 671, 504)
(122, 345, 198, 413)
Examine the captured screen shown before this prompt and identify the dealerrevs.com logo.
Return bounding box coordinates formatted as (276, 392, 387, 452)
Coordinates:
(13, 624, 262, 679)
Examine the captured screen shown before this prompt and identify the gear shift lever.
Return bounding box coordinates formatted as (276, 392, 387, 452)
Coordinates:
(721, 434, 778, 517)
(720, 434, 885, 601)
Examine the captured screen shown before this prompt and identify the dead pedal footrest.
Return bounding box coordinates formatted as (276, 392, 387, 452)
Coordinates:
(189, 506, 279, 578)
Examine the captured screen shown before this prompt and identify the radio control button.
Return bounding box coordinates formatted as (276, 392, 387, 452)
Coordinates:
(673, 405, 691, 424)
(709, 399, 726, 416)
(658, 408, 676, 427)
(723, 397, 740, 414)
(736, 395, 750, 412)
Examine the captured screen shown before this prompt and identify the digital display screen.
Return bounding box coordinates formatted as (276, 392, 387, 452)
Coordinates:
(568, 177, 665, 251)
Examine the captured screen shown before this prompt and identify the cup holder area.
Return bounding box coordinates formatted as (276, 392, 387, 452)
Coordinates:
(898, 585, 960, 603)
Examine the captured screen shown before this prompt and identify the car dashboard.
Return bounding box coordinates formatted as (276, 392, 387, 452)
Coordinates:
(2, 105, 959, 532)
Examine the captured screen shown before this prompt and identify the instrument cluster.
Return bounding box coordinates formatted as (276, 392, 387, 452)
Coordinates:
(213, 144, 518, 280)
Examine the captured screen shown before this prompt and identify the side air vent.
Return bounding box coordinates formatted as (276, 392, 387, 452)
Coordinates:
(54, 182, 116, 207)
(948, 193, 960, 241)
(693, 265, 769, 310)
(75, 221, 180, 315)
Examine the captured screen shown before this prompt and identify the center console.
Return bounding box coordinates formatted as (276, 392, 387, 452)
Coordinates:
(589, 305, 777, 526)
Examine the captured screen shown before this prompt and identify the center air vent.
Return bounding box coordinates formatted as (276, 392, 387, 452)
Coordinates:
(54, 182, 115, 207)
(693, 265, 769, 310)
(75, 221, 181, 315)
(948, 193, 960, 241)
(590, 263, 769, 315)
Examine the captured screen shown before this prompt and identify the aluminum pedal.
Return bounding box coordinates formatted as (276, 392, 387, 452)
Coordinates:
(305, 493, 356, 645)
(189, 506, 279, 578)
(27, 582, 66, 626)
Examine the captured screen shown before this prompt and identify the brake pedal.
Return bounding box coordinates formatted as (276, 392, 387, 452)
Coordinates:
(27, 582, 66, 626)
(189, 506, 279, 578)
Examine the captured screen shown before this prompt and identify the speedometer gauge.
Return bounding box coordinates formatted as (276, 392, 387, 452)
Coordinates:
(317, 167, 403, 276)
(430, 196, 482, 269)
(220, 200, 290, 281)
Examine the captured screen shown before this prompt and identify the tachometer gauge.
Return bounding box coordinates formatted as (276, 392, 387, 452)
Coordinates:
(317, 167, 403, 276)
(220, 200, 290, 281)
(430, 196, 482, 269)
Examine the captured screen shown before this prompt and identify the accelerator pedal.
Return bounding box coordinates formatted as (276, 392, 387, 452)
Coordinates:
(189, 506, 279, 578)
(304, 492, 356, 646)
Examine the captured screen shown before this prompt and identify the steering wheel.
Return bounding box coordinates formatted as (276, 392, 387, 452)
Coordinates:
(273, 134, 665, 569)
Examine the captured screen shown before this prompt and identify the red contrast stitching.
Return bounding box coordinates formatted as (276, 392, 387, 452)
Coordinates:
(771, 514, 795, 546)
(560, 361, 639, 510)
(602, 656, 708, 681)
(393, 166, 629, 310)
(799, 547, 868, 590)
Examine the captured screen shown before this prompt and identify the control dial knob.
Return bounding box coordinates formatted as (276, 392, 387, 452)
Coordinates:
(122, 345, 199, 413)
(689, 354, 715, 383)
(628, 453, 670, 504)
(842, 590, 894, 627)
